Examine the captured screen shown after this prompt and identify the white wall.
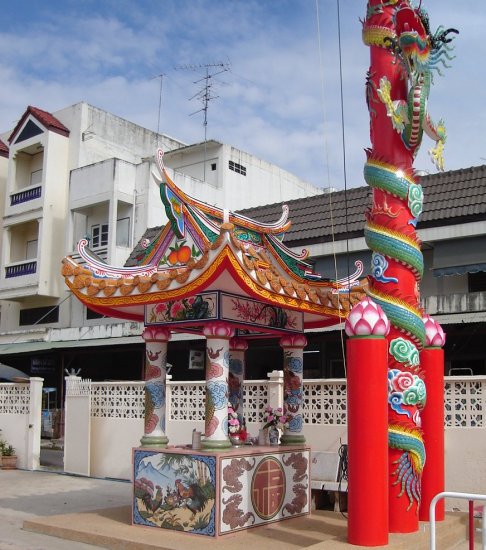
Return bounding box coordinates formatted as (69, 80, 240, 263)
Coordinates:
(54, 102, 185, 170)
(164, 141, 324, 212)
(0, 378, 43, 470)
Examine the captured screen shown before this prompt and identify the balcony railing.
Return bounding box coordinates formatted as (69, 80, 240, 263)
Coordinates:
(10, 186, 42, 206)
(5, 260, 37, 278)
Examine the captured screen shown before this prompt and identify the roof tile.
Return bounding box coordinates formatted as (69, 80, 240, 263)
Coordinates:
(238, 165, 486, 244)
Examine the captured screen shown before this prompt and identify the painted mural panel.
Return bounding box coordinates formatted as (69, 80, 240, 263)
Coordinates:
(219, 450, 310, 534)
(133, 450, 217, 536)
(145, 292, 218, 325)
(220, 292, 304, 333)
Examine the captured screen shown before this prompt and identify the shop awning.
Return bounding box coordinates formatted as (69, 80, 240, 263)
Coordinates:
(433, 263, 486, 277)
(0, 332, 204, 356)
(432, 238, 486, 277)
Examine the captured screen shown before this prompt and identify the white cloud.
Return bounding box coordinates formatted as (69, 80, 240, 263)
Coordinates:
(0, 0, 483, 191)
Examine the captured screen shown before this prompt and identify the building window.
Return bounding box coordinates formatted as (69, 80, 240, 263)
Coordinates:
(468, 271, 486, 292)
(26, 239, 38, 260)
(211, 163, 217, 171)
(229, 160, 246, 176)
(116, 217, 130, 248)
(30, 169, 43, 186)
(91, 223, 109, 248)
(19, 306, 59, 326)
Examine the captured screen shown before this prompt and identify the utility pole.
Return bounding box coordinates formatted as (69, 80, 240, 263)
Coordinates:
(151, 72, 166, 148)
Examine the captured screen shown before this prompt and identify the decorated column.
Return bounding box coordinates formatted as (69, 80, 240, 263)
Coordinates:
(363, 0, 456, 533)
(202, 322, 235, 450)
(228, 338, 248, 416)
(141, 326, 171, 447)
(419, 315, 446, 522)
(280, 334, 306, 446)
(346, 297, 390, 546)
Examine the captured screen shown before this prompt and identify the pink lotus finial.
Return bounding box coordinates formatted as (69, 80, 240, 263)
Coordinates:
(345, 297, 390, 337)
(423, 314, 446, 347)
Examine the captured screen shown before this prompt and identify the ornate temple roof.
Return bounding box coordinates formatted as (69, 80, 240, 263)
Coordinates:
(62, 149, 366, 333)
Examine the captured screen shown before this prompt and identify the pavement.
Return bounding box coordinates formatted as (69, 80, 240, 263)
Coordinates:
(0, 469, 132, 550)
(0, 469, 475, 550)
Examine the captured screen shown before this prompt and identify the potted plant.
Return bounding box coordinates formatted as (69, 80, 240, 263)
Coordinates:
(0, 431, 17, 469)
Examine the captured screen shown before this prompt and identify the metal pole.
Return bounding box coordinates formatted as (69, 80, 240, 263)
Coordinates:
(470, 500, 475, 550)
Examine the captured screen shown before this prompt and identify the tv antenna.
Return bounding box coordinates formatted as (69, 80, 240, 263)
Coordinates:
(175, 61, 230, 143)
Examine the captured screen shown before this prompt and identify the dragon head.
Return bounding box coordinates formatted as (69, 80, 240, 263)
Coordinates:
(394, 3, 458, 83)
(395, 4, 431, 79)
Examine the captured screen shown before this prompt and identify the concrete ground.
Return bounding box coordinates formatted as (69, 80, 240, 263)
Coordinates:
(0, 469, 475, 550)
(0, 469, 131, 550)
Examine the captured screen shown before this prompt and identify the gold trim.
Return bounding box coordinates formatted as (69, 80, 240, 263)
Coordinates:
(65, 246, 348, 319)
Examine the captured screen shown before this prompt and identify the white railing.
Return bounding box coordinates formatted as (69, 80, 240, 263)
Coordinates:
(243, 380, 268, 423)
(444, 376, 486, 427)
(430, 492, 486, 550)
(80, 376, 486, 428)
(168, 380, 205, 421)
(0, 383, 30, 414)
(302, 379, 347, 425)
(91, 381, 144, 419)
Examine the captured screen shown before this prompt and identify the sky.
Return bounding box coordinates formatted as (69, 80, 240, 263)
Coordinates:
(0, 0, 482, 191)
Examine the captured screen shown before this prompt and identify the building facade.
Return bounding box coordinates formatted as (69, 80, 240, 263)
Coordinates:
(0, 103, 324, 397)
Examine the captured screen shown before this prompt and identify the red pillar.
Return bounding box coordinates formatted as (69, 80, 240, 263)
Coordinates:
(347, 335, 389, 546)
(419, 314, 446, 522)
(419, 346, 445, 521)
(346, 297, 390, 545)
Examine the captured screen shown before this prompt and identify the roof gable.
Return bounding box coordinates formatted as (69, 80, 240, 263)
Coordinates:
(14, 119, 43, 144)
(9, 105, 70, 144)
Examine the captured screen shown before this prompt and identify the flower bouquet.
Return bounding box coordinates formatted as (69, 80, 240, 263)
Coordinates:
(228, 404, 247, 444)
(263, 406, 292, 446)
(263, 406, 292, 429)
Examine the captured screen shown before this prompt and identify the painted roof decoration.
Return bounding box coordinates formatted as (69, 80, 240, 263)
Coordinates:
(9, 105, 70, 143)
(62, 149, 367, 332)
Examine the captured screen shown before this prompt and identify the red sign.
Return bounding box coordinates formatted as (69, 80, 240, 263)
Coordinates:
(251, 457, 286, 519)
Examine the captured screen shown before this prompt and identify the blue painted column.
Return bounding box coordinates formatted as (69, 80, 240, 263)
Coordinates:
(279, 334, 307, 446)
(229, 337, 248, 417)
(202, 322, 235, 450)
(141, 326, 171, 447)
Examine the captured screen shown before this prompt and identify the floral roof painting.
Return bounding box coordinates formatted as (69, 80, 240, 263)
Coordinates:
(62, 149, 367, 335)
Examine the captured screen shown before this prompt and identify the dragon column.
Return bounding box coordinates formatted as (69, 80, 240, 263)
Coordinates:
(362, 0, 456, 533)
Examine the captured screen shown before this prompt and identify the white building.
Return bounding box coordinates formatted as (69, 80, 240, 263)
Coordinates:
(0, 102, 323, 387)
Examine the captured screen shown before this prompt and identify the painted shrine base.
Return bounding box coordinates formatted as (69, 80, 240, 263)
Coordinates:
(132, 445, 311, 537)
(23, 508, 469, 549)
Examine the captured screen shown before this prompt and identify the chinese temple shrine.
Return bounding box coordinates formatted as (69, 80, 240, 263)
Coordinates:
(62, 148, 367, 536)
